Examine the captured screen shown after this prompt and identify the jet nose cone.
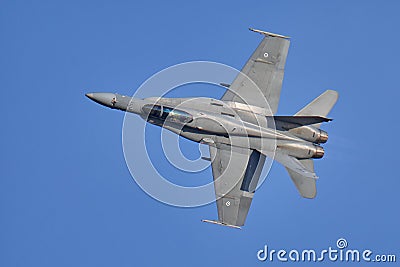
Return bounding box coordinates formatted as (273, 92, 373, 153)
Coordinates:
(85, 92, 117, 108)
(85, 93, 94, 99)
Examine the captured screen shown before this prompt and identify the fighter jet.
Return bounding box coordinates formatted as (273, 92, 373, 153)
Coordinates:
(86, 28, 338, 228)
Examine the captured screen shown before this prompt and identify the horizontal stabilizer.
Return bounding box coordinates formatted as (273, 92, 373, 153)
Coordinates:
(272, 115, 332, 126)
(259, 149, 318, 179)
(275, 152, 318, 179)
(286, 159, 317, 198)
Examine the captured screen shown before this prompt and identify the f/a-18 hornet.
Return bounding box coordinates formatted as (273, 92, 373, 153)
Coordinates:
(86, 28, 338, 229)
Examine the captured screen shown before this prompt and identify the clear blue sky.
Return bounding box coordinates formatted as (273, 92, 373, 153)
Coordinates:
(1, 1, 399, 266)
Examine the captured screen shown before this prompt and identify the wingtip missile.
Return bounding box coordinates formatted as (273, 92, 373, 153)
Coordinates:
(249, 27, 290, 39)
(202, 219, 241, 229)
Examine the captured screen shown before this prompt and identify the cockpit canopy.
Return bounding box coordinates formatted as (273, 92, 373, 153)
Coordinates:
(142, 104, 193, 124)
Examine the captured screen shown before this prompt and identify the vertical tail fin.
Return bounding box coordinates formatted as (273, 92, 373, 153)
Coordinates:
(295, 90, 339, 128)
(285, 90, 338, 198)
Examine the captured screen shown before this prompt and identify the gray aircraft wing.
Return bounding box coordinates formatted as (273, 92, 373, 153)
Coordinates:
(203, 144, 266, 228)
(221, 28, 290, 114)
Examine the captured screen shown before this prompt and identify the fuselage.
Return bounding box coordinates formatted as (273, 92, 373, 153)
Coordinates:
(86, 93, 325, 159)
